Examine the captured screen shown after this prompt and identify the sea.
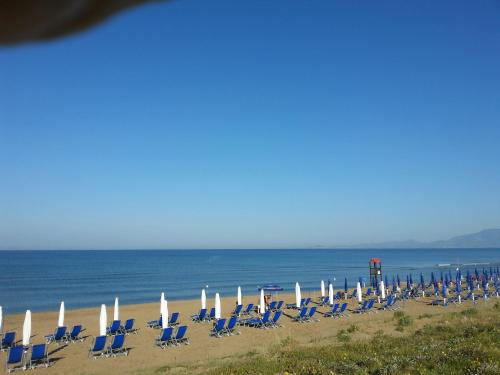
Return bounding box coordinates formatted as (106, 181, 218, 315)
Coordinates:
(0, 249, 499, 314)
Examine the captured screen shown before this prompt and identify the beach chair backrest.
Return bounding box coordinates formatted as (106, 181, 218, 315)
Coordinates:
(7, 346, 24, 364)
(245, 304, 254, 313)
(31, 344, 46, 361)
(273, 311, 282, 323)
(169, 312, 179, 324)
(161, 327, 173, 341)
(175, 326, 187, 340)
(331, 303, 339, 313)
(93, 336, 107, 352)
(111, 320, 121, 332)
(70, 325, 83, 338)
(199, 308, 207, 319)
(367, 288, 372, 296)
(299, 307, 307, 318)
(269, 301, 277, 310)
(367, 300, 375, 309)
(276, 301, 284, 310)
(209, 308, 216, 318)
(340, 303, 347, 312)
(226, 316, 237, 330)
(2, 331, 15, 346)
(233, 305, 243, 315)
(55, 326, 67, 339)
(262, 311, 271, 323)
(112, 334, 125, 350)
(305, 297, 311, 306)
(124, 319, 134, 330)
(215, 319, 226, 332)
(309, 306, 317, 317)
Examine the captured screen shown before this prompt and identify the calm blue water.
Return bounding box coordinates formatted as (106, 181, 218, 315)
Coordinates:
(0, 249, 499, 314)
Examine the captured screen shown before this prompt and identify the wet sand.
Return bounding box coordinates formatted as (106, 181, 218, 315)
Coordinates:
(0, 291, 491, 374)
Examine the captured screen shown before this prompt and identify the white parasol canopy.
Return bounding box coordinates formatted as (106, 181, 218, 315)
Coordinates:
(58, 301, 65, 327)
(237, 286, 242, 306)
(23, 310, 31, 346)
(357, 282, 363, 303)
(99, 304, 107, 336)
(259, 288, 266, 314)
(295, 282, 302, 308)
(215, 293, 221, 319)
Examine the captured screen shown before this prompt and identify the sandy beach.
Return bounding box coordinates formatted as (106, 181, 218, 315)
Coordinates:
(1, 290, 492, 374)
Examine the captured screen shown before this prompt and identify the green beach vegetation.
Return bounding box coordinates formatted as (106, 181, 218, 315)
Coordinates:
(152, 303, 500, 375)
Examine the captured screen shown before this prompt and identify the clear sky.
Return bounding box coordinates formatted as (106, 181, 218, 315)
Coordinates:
(1, 0, 500, 250)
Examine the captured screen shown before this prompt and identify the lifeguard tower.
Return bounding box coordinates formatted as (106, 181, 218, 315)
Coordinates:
(369, 258, 382, 288)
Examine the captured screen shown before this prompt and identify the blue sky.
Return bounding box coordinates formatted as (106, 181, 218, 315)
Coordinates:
(1, 0, 500, 249)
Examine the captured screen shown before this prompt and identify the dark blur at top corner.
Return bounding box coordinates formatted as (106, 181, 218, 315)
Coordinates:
(0, 0, 171, 46)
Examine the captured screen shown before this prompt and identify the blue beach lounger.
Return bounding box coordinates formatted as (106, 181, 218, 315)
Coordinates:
(28, 344, 50, 369)
(66, 325, 84, 342)
(147, 316, 162, 328)
(45, 326, 67, 344)
(106, 334, 128, 357)
(191, 309, 207, 322)
(270, 311, 282, 328)
(155, 327, 173, 348)
(88, 336, 107, 359)
(232, 304, 243, 316)
(107, 320, 121, 335)
(5, 345, 24, 373)
(241, 304, 254, 316)
(223, 316, 239, 336)
(268, 301, 277, 311)
(210, 319, 227, 337)
(172, 326, 189, 345)
(120, 319, 137, 335)
(168, 313, 180, 326)
(275, 301, 284, 311)
(207, 308, 216, 321)
(293, 307, 308, 322)
(303, 306, 318, 322)
(337, 302, 348, 317)
(244, 311, 271, 328)
(324, 303, 339, 317)
(1, 332, 16, 351)
(355, 301, 368, 314)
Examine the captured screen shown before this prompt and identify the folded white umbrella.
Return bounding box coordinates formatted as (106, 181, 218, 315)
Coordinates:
(295, 282, 301, 308)
(0, 306, 3, 333)
(23, 310, 31, 346)
(259, 288, 266, 314)
(215, 293, 221, 319)
(99, 304, 107, 336)
(329, 283, 334, 305)
(357, 282, 363, 303)
(113, 297, 119, 321)
(201, 289, 206, 310)
(237, 286, 242, 306)
(161, 299, 168, 329)
(321, 280, 325, 297)
(160, 292, 165, 314)
(380, 281, 386, 299)
(58, 301, 65, 327)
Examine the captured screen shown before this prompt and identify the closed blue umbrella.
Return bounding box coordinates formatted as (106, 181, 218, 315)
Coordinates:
(466, 270, 470, 282)
(409, 274, 413, 287)
(385, 275, 389, 290)
(475, 268, 479, 280)
(344, 277, 348, 293)
(448, 270, 452, 283)
(440, 271, 444, 284)
(406, 275, 410, 290)
(392, 276, 397, 293)
(456, 279, 461, 294)
(442, 284, 447, 298)
(420, 273, 425, 289)
(397, 274, 401, 288)
(430, 272, 435, 285)
(445, 273, 449, 286)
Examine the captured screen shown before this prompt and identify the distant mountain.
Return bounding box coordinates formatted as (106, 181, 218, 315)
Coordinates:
(336, 228, 500, 249)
